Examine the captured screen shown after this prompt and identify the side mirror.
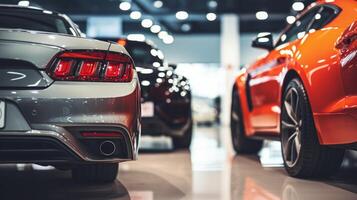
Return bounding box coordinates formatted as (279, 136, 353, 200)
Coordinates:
(252, 33, 274, 51)
(168, 63, 177, 70)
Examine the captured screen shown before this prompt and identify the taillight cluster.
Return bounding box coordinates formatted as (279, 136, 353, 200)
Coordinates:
(47, 51, 134, 82)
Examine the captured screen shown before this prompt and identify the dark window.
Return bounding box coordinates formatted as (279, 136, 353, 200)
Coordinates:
(0, 10, 75, 36)
(309, 6, 339, 31)
(276, 7, 319, 46)
(125, 42, 164, 67)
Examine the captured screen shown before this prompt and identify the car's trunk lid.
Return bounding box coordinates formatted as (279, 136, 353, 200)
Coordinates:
(0, 29, 111, 88)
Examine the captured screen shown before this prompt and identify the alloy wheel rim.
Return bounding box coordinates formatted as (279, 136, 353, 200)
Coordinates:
(281, 87, 302, 167)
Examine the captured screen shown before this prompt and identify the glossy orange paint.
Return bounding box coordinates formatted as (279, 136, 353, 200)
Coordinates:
(234, 0, 357, 145)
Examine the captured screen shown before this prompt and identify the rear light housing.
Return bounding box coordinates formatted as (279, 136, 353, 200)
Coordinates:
(47, 50, 134, 82)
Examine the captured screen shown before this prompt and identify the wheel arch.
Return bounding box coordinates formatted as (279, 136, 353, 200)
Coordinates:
(281, 69, 314, 111)
(232, 72, 255, 136)
(280, 69, 324, 143)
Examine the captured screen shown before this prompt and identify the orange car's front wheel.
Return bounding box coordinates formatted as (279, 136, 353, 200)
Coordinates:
(281, 78, 345, 178)
(230, 89, 262, 154)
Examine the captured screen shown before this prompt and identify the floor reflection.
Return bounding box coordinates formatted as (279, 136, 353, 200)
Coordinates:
(0, 125, 356, 200)
(0, 164, 130, 200)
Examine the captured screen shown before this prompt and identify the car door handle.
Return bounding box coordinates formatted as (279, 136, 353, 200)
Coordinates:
(277, 56, 288, 64)
(336, 33, 357, 49)
(336, 22, 357, 49)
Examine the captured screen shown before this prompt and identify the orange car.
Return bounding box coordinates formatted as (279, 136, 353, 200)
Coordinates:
(231, 0, 357, 178)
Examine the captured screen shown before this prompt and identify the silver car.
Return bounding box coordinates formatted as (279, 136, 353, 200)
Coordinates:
(0, 5, 141, 182)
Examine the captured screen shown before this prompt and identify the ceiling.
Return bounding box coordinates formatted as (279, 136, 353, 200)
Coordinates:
(0, 0, 315, 34)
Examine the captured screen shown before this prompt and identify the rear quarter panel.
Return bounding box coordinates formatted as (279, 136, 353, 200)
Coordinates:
(289, 1, 357, 114)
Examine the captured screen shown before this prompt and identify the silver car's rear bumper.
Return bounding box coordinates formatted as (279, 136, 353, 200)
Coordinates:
(0, 75, 141, 164)
(0, 127, 133, 163)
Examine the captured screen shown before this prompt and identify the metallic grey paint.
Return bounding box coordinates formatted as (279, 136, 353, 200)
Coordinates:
(0, 8, 140, 164)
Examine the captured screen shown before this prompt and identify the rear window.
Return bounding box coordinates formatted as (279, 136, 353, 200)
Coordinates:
(122, 41, 164, 67)
(309, 6, 340, 31)
(0, 10, 75, 36)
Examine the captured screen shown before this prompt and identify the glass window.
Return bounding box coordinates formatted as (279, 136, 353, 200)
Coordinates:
(276, 7, 319, 46)
(125, 42, 164, 67)
(0, 11, 74, 36)
(309, 6, 338, 31)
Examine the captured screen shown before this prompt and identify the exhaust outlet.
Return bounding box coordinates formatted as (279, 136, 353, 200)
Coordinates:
(99, 140, 116, 156)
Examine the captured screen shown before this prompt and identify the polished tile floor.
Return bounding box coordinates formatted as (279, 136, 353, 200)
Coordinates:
(0, 125, 357, 200)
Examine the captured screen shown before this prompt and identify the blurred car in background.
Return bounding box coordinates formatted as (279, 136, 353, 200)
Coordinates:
(97, 37, 193, 149)
(192, 97, 218, 126)
(0, 5, 141, 183)
(231, 0, 357, 178)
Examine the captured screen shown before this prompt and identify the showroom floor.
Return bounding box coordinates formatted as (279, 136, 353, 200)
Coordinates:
(0, 126, 357, 200)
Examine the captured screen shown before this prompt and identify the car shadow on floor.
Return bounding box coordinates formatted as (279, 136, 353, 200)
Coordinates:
(0, 165, 130, 200)
(324, 151, 357, 194)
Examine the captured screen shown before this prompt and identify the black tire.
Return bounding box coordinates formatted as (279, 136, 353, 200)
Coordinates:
(173, 122, 193, 149)
(72, 163, 118, 183)
(281, 78, 345, 178)
(230, 90, 263, 154)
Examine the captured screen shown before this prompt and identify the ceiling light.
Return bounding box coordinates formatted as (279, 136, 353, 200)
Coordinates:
(256, 11, 268, 20)
(153, 62, 161, 67)
(158, 31, 168, 39)
(130, 11, 142, 20)
(163, 35, 174, 44)
(150, 25, 161, 33)
(151, 49, 158, 56)
(141, 68, 154, 74)
(257, 32, 270, 37)
(156, 78, 163, 83)
(286, 16, 296, 24)
(297, 31, 305, 39)
(141, 19, 153, 28)
(153, 0, 163, 8)
(157, 50, 164, 59)
(206, 13, 217, 21)
(119, 1, 131, 11)
(207, 0, 218, 9)
(181, 24, 191, 32)
(292, 2, 305, 11)
(314, 13, 321, 20)
(18, 1, 30, 6)
(176, 11, 189, 20)
(258, 37, 269, 43)
(43, 10, 53, 14)
(127, 34, 146, 42)
(141, 80, 150, 86)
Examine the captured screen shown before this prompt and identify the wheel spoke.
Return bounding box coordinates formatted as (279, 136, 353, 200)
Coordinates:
(293, 91, 300, 115)
(284, 131, 296, 162)
(284, 100, 298, 125)
(283, 141, 291, 161)
(290, 139, 295, 162)
(282, 120, 295, 130)
(287, 131, 298, 143)
(294, 133, 301, 156)
(231, 111, 239, 121)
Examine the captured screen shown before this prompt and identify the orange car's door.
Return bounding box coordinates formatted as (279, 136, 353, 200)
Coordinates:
(248, 7, 319, 130)
(248, 50, 289, 129)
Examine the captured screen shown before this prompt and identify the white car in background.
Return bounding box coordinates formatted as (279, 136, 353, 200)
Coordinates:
(192, 97, 218, 126)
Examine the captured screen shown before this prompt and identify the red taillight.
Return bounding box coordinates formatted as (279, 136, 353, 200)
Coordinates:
(81, 132, 122, 138)
(54, 60, 73, 77)
(78, 61, 98, 77)
(105, 62, 123, 78)
(47, 51, 134, 82)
